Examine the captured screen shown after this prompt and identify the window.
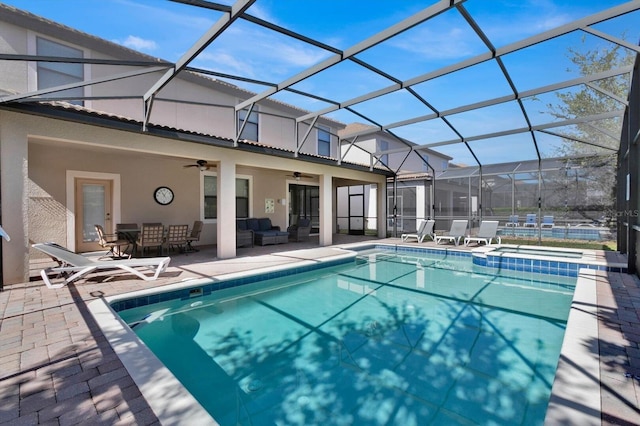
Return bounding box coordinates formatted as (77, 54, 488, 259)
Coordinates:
(236, 178, 249, 218)
(203, 175, 250, 220)
(317, 125, 331, 156)
(442, 160, 448, 171)
(238, 109, 259, 141)
(36, 37, 84, 105)
(204, 175, 217, 220)
(379, 140, 389, 166)
(422, 154, 430, 171)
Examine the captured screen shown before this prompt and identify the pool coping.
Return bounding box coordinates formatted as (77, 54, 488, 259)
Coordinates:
(88, 243, 602, 425)
(545, 268, 601, 425)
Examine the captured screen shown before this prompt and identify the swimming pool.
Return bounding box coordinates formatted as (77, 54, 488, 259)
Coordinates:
(111, 248, 576, 425)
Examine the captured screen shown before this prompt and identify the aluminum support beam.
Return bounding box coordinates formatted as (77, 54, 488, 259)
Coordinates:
(238, 0, 462, 113)
(297, 2, 639, 125)
(143, 0, 255, 129)
(0, 66, 168, 104)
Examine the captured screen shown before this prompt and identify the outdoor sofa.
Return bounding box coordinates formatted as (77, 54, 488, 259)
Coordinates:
(237, 218, 289, 246)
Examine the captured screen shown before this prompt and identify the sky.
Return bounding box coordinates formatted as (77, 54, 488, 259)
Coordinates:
(2, 0, 639, 166)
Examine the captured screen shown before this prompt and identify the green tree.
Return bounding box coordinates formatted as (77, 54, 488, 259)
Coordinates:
(545, 37, 635, 218)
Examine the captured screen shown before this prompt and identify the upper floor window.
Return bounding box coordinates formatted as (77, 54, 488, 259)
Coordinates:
(442, 160, 448, 171)
(36, 37, 84, 105)
(317, 125, 331, 157)
(203, 174, 251, 220)
(422, 154, 430, 171)
(238, 109, 259, 141)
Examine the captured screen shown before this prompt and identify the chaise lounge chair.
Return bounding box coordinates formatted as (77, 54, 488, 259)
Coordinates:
(33, 242, 171, 289)
(524, 213, 537, 227)
(464, 220, 502, 246)
(505, 215, 519, 227)
(401, 219, 435, 243)
(434, 220, 468, 246)
(541, 215, 554, 228)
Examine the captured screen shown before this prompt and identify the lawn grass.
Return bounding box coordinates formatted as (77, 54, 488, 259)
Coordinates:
(499, 237, 617, 251)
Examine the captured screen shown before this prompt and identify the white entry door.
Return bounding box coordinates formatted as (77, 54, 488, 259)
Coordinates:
(74, 178, 113, 252)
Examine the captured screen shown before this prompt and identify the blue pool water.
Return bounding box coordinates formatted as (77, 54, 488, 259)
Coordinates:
(116, 249, 576, 425)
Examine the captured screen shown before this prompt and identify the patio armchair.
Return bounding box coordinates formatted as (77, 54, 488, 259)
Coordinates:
(236, 219, 254, 248)
(185, 220, 203, 253)
(287, 217, 312, 242)
(95, 224, 130, 259)
(136, 224, 165, 256)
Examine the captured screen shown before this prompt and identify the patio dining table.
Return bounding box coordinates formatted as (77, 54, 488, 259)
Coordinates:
(117, 228, 140, 254)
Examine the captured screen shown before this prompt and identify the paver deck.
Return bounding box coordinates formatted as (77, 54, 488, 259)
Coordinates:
(1, 236, 639, 425)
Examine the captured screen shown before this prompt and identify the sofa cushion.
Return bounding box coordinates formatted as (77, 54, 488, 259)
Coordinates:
(258, 218, 272, 231)
(246, 218, 260, 231)
(237, 219, 248, 231)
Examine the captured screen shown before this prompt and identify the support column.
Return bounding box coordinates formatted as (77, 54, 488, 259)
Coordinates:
(216, 159, 236, 259)
(0, 114, 29, 285)
(319, 173, 332, 246)
(377, 179, 386, 237)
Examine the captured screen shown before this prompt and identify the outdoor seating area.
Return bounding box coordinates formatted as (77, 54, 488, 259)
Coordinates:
(237, 218, 289, 246)
(108, 221, 203, 257)
(501, 214, 554, 229)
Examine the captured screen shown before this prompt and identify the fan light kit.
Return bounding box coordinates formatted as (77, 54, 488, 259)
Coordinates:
(288, 171, 313, 181)
(184, 159, 215, 171)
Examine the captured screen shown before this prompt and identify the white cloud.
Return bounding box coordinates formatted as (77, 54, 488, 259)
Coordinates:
(194, 25, 331, 80)
(389, 26, 476, 60)
(118, 35, 158, 52)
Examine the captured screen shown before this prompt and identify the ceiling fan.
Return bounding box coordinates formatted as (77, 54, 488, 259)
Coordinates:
(287, 171, 314, 181)
(184, 159, 215, 171)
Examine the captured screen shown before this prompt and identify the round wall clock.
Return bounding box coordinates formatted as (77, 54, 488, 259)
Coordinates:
(154, 186, 174, 205)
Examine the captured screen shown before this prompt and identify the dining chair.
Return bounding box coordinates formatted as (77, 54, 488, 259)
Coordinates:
(166, 224, 189, 253)
(135, 224, 165, 256)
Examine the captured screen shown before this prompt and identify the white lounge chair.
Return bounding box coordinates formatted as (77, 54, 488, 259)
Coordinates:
(434, 220, 468, 246)
(505, 215, 519, 227)
(541, 215, 554, 228)
(401, 219, 435, 243)
(464, 220, 502, 246)
(33, 242, 171, 289)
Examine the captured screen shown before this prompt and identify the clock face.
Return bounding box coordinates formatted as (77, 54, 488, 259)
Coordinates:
(154, 186, 174, 205)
